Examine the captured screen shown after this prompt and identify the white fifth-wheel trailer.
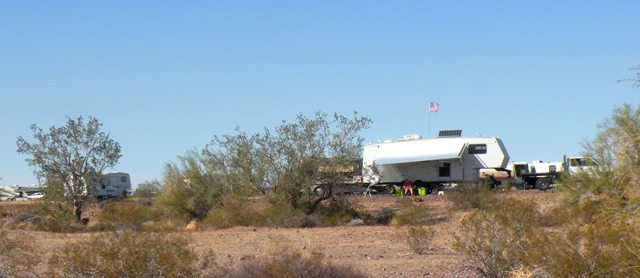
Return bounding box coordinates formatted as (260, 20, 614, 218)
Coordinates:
(361, 131, 510, 193)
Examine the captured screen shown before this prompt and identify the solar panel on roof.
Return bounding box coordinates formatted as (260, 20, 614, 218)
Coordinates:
(438, 130, 462, 137)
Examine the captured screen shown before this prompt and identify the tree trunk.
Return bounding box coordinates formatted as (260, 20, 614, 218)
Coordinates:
(74, 199, 83, 223)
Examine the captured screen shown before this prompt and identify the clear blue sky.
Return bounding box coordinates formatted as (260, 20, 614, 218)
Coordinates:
(2, 1, 639, 187)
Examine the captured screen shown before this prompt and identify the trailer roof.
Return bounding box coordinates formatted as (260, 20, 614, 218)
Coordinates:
(373, 138, 468, 165)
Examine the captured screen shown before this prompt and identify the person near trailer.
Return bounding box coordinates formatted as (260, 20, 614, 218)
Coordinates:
(402, 179, 414, 196)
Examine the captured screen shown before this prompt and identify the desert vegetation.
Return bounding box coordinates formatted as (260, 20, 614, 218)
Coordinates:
(5, 89, 640, 277)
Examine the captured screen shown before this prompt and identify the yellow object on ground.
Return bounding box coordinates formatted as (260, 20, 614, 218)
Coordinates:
(395, 188, 404, 196)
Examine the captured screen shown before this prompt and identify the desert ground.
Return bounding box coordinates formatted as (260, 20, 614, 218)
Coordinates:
(2, 190, 557, 277)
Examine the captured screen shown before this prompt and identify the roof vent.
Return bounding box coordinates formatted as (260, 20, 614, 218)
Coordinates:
(402, 134, 422, 140)
(438, 130, 462, 137)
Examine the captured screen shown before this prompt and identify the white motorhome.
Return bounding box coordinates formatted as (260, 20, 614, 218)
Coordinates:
(93, 172, 132, 199)
(0, 186, 19, 201)
(362, 132, 510, 192)
(0, 185, 44, 201)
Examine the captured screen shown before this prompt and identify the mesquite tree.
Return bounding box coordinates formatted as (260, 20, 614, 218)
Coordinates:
(256, 112, 372, 213)
(206, 112, 372, 213)
(17, 116, 121, 222)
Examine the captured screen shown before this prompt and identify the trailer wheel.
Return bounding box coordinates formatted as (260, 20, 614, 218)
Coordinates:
(313, 185, 329, 198)
(535, 179, 551, 191)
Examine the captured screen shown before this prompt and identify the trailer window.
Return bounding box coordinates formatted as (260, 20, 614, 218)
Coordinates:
(439, 162, 451, 177)
(121, 176, 127, 183)
(468, 144, 487, 154)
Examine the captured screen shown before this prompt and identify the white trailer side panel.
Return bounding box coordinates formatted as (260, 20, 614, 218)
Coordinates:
(363, 136, 509, 185)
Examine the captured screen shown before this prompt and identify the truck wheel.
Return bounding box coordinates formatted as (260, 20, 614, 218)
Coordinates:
(313, 185, 331, 198)
(535, 179, 551, 191)
(513, 181, 525, 190)
(313, 185, 328, 197)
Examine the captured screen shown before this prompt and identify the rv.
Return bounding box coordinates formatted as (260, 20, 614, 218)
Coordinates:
(93, 172, 132, 199)
(362, 132, 510, 192)
(0, 186, 19, 201)
(0, 185, 44, 201)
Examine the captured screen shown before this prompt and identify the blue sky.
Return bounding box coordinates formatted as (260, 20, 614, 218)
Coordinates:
(1, 1, 639, 186)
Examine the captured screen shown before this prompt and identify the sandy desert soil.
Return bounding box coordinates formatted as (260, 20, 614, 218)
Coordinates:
(4, 190, 558, 277)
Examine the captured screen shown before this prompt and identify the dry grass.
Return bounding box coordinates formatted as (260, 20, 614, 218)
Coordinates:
(47, 230, 225, 277)
(0, 191, 559, 277)
(231, 249, 366, 278)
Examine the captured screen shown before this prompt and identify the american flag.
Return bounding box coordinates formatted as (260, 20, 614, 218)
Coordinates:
(429, 101, 439, 112)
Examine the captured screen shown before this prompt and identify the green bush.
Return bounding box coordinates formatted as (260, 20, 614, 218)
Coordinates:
(25, 202, 85, 233)
(447, 184, 497, 211)
(203, 195, 266, 228)
(406, 226, 434, 255)
(253, 198, 307, 228)
(390, 200, 435, 226)
(201, 195, 307, 228)
(532, 215, 640, 277)
(158, 150, 226, 222)
(453, 199, 539, 278)
(316, 197, 361, 226)
(203, 195, 360, 229)
(230, 250, 366, 278)
(134, 180, 163, 198)
(93, 201, 167, 231)
(48, 231, 223, 277)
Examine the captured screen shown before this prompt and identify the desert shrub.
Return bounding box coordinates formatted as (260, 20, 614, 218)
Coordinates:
(231, 250, 366, 278)
(93, 201, 167, 231)
(390, 199, 436, 226)
(25, 202, 85, 233)
(203, 195, 264, 228)
(316, 196, 361, 226)
(532, 218, 640, 277)
(507, 265, 548, 278)
(203, 195, 364, 229)
(134, 180, 163, 198)
(259, 198, 308, 228)
(359, 207, 395, 225)
(447, 184, 497, 211)
(406, 226, 434, 255)
(523, 101, 640, 276)
(202, 195, 309, 228)
(0, 219, 40, 277)
(453, 199, 540, 278)
(158, 150, 227, 222)
(48, 231, 223, 277)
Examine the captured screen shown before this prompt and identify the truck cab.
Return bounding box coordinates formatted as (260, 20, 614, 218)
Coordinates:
(567, 157, 598, 175)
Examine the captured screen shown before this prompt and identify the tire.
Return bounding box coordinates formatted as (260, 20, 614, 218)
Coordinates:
(513, 181, 525, 190)
(385, 184, 396, 194)
(313, 185, 332, 198)
(313, 185, 326, 197)
(535, 178, 551, 191)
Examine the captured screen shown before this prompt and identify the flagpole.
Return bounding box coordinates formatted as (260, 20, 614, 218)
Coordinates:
(428, 110, 431, 138)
